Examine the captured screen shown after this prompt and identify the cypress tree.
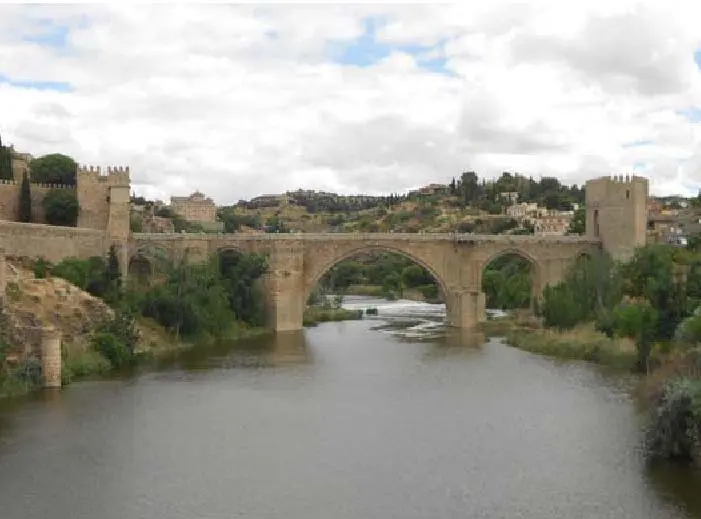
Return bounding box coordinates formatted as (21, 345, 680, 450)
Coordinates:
(0, 133, 12, 181)
(106, 245, 122, 301)
(18, 172, 31, 222)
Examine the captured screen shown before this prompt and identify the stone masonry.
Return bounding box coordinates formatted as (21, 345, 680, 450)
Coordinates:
(0, 172, 649, 332)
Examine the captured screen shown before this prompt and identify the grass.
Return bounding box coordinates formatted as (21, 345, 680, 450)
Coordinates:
(480, 317, 638, 371)
(303, 307, 364, 326)
(62, 346, 112, 384)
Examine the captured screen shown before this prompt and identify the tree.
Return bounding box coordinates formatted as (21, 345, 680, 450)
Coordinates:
(105, 245, 122, 302)
(29, 153, 78, 185)
(43, 189, 79, 226)
(567, 208, 586, 235)
(0, 133, 12, 181)
(18, 172, 31, 223)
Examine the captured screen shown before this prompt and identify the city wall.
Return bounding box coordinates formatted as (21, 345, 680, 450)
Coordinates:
(0, 221, 107, 263)
(0, 179, 75, 224)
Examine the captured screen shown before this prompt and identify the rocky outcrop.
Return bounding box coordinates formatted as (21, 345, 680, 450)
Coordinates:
(1, 259, 114, 362)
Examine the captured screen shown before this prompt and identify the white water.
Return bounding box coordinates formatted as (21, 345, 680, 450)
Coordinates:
(337, 295, 508, 340)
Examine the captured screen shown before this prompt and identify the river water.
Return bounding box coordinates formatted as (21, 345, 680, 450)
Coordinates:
(1, 296, 701, 519)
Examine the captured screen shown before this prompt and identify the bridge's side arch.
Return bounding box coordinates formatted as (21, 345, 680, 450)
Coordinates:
(126, 245, 172, 287)
(477, 247, 542, 311)
(303, 243, 453, 311)
(477, 246, 543, 295)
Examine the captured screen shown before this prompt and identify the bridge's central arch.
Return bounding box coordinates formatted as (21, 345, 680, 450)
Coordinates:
(303, 245, 451, 317)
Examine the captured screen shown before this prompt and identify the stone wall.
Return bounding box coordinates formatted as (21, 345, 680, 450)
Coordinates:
(0, 179, 76, 224)
(76, 166, 130, 231)
(0, 221, 107, 263)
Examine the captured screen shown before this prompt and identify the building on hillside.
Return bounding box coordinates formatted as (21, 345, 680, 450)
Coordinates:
(499, 192, 519, 204)
(170, 191, 217, 222)
(506, 202, 539, 220)
(417, 183, 450, 196)
(533, 214, 573, 236)
(249, 193, 291, 207)
(647, 198, 662, 215)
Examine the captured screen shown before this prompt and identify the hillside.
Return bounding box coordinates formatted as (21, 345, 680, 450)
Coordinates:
(1, 258, 114, 363)
(130, 172, 586, 236)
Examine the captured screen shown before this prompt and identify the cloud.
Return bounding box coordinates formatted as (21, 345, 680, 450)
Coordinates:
(0, 1, 701, 204)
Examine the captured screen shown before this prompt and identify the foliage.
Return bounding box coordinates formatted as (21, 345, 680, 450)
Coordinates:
(137, 249, 269, 338)
(481, 255, 532, 309)
(29, 153, 78, 185)
(217, 250, 269, 325)
(647, 378, 701, 462)
(568, 207, 586, 235)
(18, 172, 31, 223)
(43, 189, 79, 227)
(0, 133, 12, 180)
(611, 302, 658, 372)
(32, 257, 50, 279)
(51, 254, 120, 301)
(540, 252, 622, 331)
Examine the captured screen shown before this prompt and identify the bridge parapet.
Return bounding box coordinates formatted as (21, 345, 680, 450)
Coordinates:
(131, 232, 601, 245)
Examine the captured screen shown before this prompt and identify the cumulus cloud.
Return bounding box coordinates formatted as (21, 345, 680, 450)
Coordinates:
(1, 1, 701, 204)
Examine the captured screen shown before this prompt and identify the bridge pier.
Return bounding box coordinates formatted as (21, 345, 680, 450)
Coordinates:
(445, 289, 486, 329)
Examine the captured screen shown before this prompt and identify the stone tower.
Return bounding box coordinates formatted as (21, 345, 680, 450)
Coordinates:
(585, 174, 648, 261)
(76, 165, 131, 275)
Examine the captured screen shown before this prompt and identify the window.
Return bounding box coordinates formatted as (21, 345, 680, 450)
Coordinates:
(593, 209, 600, 237)
(626, 189, 630, 199)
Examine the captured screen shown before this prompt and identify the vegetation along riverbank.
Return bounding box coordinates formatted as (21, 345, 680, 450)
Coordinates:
(0, 247, 272, 399)
(481, 244, 701, 465)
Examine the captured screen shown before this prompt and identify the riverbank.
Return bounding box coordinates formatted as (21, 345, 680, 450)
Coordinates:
(480, 316, 638, 370)
(0, 317, 271, 400)
(481, 313, 701, 464)
(303, 306, 364, 326)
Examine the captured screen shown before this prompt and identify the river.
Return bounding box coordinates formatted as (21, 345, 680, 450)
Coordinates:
(1, 296, 701, 519)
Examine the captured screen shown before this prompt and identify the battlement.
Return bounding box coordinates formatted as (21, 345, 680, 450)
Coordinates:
(589, 174, 648, 185)
(0, 178, 74, 189)
(76, 164, 130, 185)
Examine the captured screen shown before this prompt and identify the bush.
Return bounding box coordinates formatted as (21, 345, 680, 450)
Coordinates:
(43, 189, 79, 227)
(647, 378, 701, 462)
(92, 332, 133, 369)
(29, 153, 77, 185)
(33, 257, 50, 279)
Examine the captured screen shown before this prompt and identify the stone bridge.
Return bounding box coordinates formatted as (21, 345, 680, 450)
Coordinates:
(127, 232, 601, 331)
(0, 174, 649, 332)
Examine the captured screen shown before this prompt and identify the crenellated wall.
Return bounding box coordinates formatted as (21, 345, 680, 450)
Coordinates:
(0, 179, 76, 224)
(0, 221, 107, 263)
(76, 165, 130, 232)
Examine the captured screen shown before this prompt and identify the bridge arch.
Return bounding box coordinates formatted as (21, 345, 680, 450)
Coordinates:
(303, 244, 452, 309)
(479, 247, 540, 310)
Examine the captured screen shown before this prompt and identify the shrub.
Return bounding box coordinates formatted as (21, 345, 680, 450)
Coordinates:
(647, 378, 701, 462)
(92, 332, 133, 369)
(43, 189, 79, 227)
(33, 257, 51, 279)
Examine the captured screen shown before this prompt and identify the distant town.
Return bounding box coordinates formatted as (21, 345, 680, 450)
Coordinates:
(1, 140, 697, 246)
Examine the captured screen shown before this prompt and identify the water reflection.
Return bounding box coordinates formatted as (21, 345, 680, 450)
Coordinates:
(2, 298, 701, 519)
(646, 461, 701, 517)
(166, 330, 313, 370)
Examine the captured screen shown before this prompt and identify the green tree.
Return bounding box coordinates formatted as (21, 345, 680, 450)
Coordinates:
(43, 189, 79, 226)
(401, 264, 433, 288)
(29, 153, 78, 185)
(0, 134, 12, 181)
(540, 252, 622, 330)
(18, 172, 31, 223)
(568, 207, 585, 235)
(611, 302, 658, 372)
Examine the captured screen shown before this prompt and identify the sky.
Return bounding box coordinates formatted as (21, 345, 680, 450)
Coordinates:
(1, 1, 701, 204)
